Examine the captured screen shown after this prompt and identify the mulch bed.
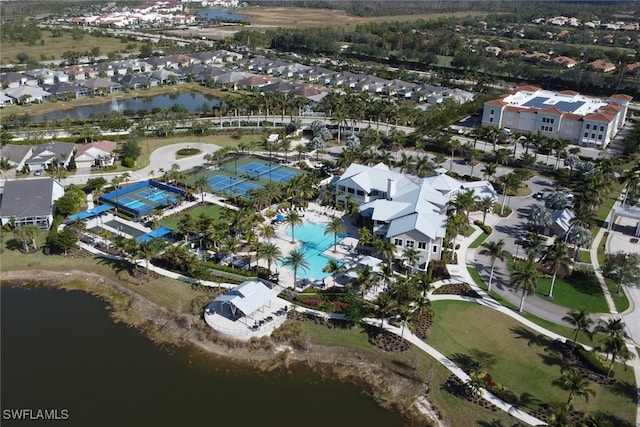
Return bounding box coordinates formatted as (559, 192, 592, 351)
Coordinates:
(415, 310, 434, 340)
(554, 340, 617, 387)
(287, 310, 348, 329)
(443, 375, 499, 412)
(365, 324, 410, 353)
(433, 283, 482, 298)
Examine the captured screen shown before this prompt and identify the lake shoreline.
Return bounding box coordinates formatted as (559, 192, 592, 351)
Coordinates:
(0, 269, 437, 427)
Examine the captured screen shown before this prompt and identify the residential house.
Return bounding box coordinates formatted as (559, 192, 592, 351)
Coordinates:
(114, 74, 154, 90)
(26, 141, 76, 171)
(0, 72, 38, 88)
(0, 91, 15, 107)
(589, 59, 616, 72)
(3, 86, 52, 104)
(236, 75, 279, 90)
(149, 69, 187, 85)
(44, 82, 91, 100)
(0, 144, 33, 170)
(74, 140, 118, 168)
(78, 78, 123, 94)
(0, 178, 65, 229)
(553, 56, 578, 68)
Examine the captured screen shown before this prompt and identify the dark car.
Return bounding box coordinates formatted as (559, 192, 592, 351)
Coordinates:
(534, 192, 544, 200)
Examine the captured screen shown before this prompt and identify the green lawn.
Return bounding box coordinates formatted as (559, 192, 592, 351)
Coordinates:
(535, 272, 609, 314)
(161, 203, 223, 230)
(292, 320, 525, 426)
(469, 232, 489, 249)
(466, 267, 600, 347)
(606, 278, 631, 314)
(428, 301, 636, 424)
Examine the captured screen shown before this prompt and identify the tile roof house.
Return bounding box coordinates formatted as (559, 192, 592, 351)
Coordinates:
(74, 140, 118, 168)
(589, 59, 616, 72)
(3, 86, 52, 104)
(0, 178, 65, 229)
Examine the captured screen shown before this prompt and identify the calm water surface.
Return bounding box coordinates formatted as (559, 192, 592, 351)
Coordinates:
(1, 286, 405, 427)
(35, 92, 220, 122)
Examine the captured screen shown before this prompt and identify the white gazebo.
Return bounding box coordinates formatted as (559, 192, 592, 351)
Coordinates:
(204, 280, 290, 340)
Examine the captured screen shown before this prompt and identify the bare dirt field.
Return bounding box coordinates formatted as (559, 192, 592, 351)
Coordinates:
(241, 7, 489, 28)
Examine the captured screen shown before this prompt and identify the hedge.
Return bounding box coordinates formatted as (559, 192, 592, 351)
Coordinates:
(473, 220, 492, 235)
(576, 346, 612, 377)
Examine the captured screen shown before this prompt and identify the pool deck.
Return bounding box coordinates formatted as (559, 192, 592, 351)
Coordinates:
(264, 202, 362, 290)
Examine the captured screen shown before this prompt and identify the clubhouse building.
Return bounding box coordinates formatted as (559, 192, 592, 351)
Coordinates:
(334, 163, 497, 268)
(482, 86, 632, 148)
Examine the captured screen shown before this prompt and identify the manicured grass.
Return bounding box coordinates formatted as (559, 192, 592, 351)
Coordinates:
(469, 232, 489, 249)
(466, 267, 599, 347)
(606, 278, 631, 314)
(578, 250, 591, 263)
(535, 272, 609, 314)
(428, 300, 636, 424)
(161, 203, 223, 230)
(435, 55, 453, 68)
(129, 276, 203, 314)
(294, 320, 523, 426)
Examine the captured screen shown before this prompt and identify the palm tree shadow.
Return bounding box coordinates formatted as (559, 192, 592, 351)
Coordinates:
(611, 380, 638, 402)
(94, 255, 132, 275)
(513, 392, 541, 411)
(510, 325, 553, 350)
(449, 352, 476, 373)
(537, 351, 565, 369)
(477, 420, 522, 427)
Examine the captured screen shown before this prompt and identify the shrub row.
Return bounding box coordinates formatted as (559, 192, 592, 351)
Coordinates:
(202, 261, 258, 279)
(576, 346, 612, 377)
(473, 220, 492, 235)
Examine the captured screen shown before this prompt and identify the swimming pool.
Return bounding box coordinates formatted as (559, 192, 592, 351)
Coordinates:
(280, 222, 345, 280)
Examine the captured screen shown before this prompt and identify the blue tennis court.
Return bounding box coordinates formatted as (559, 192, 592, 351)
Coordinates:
(237, 161, 299, 183)
(206, 174, 260, 197)
(119, 197, 137, 206)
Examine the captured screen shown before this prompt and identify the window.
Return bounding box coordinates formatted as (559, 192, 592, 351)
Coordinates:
(598, 135, 603, 140)
(490, 108, 495, 115)
(600, 125, 605, 131)
(584, 132, 589, 137)
(347, 188, 354, 194)
(356, 190, 364, 196)
(338, 185, 345, 191)
(432, 245, 438, 253)
(394, 238, 403, 246)
(418, 241, 427, 250)
(586, 124, 590, 130)
(591, 133, 596, 139)
(406, 240, 415, 248)
(489, 118, 494, 123)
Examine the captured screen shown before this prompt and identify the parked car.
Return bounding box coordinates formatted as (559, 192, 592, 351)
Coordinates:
(534, 192, 544, 200)
(34, 170, 42, 176)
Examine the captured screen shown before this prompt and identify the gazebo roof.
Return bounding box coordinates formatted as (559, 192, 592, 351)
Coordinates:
(214, 281, 277, 317)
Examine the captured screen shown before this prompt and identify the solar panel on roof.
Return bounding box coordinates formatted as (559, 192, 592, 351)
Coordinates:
(553, 101, 585, 113)
(523, 97, 549, 108)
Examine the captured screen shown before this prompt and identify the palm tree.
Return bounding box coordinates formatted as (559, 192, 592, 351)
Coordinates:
(284, 210, 303, 243)
(136, 238, 166, 275)
(193, 176, 208, 202)
(373, 236, 396, 269)
(481, 163, 497, 181)
(324, 217, 346, 252)
(322, 259, 345, 285)
(256, 241, 282, 272)
(397, 305, 416, 337)
(551, 368, 596, 410)
(412, 272, 433, 297)
(478, 239, 510, 292)
(562, 308, 594, 346)
(598, 335, 635, 377)
(353, 264, 377, 297)
(374, 293, 397, 329)
(542, 241, 572, 297)
(281, 248, 309, 289)
(258, 223, 275, 241)
(594, 318, 627, 338)
(449, 189, 478, 223)
(403, 246, 421, 273)
(477, 196, 494, 226)
(546, 402, 573, 427)
(512, 261, 539, 313)
(522, 232, 543, 263)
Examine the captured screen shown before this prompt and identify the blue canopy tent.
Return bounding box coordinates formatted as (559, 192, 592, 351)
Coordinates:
(67, 205, 113, 222)
(135, 226, 174, 243)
